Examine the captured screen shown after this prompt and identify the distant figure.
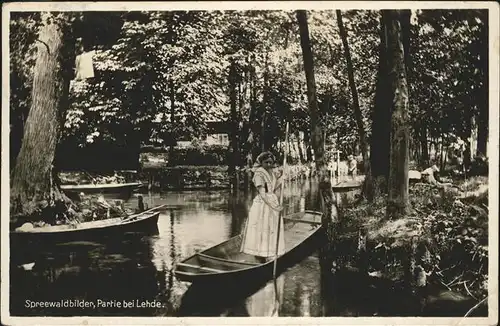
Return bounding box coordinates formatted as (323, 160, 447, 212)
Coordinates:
(421, 165, 440, 184)
(241, 152, 285, 263)
(421, 165, 452, 187)
(137, 195, 145, 212)
(329, 160, 349, 180)
(74, 39, 95, 81)
(328, 159, 336, 178)
(348, 155, 358, 179)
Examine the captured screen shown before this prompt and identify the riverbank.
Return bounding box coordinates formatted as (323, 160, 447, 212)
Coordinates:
(333, 176, 489, 315)
(59, 163, 317, 191)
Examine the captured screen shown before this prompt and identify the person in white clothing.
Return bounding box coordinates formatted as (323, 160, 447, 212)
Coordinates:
(241, 152, 285, 262)
(348, 155, 358, 179)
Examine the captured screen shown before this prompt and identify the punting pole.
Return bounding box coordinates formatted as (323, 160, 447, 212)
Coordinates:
(273, 121, 289, 299)
(148, 174, 153, 209)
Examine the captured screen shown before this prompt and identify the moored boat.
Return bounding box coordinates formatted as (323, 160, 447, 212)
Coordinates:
(331, 175, 365, 191)
(60, 182, 144, 194)
(174, 210, 323, 283)
(10, 205, 165, 244)
(331, 181, 363, 191)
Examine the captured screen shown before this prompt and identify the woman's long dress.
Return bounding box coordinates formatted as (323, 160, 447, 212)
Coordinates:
(241, 167, 285, 258)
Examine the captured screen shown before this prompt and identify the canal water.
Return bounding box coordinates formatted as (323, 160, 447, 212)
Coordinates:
(10, 179, 362, 317)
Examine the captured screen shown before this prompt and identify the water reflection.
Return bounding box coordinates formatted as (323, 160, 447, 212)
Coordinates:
(229, 195, 250, 237)
(11, 234, 165, 316)
(232, 276, 285, 316)
(10, 179, 360, 317)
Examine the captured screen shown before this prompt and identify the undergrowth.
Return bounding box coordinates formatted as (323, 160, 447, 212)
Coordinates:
(337, 176, 489, 300)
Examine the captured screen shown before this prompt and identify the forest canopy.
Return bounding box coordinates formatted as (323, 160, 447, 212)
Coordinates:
(10, 9, 488, 169)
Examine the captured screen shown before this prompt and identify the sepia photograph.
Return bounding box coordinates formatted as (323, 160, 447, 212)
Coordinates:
(1, 1, 498, 325)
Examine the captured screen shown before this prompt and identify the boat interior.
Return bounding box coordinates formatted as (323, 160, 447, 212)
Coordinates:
(175, 211, 322, 275)
(13, 209, 158, 233)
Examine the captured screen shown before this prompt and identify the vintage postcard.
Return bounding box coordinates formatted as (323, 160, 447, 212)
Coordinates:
(1, 1, 498, 325)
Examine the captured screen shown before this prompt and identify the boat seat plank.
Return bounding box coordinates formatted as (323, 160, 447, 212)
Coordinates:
(283, 217, 321, 226)
(177, 262, 223, 273)
(197, 253, 259, 266)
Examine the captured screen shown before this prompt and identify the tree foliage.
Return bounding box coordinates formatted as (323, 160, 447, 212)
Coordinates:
(10, 9, 488, 168)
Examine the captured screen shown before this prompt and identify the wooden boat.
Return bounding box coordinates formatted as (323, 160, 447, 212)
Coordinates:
(60, 182, 144, 194)
(331, 181, 363, 191)
(174, 210, 323, 283)
(10, 205, 165, 244)
(332, 177, 364, 191)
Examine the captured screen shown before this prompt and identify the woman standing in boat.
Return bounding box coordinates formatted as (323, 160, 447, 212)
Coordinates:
(241, 151, 286, 262)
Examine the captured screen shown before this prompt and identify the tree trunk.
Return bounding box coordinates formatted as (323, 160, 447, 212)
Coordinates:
(229, 60, 240, 192)
(297, 11, 326, 176)
(304, 129, 313, 162)
(261, 53, 269, 152)
(419, 124, 429, 167)
(439, 136, 447, 172)
(336, 10, 373, 199)
(400, 10, 412, 83)
(475, 12, 488, 158)
(368, 13, 392, 201)
(413, 133, 420, 164)
(238, 78, 245, 115)
(297, 10, 336, 277)
(476, 60, 488, 156)
(168, 79, 175, 166)
(244, 56, 258, 191)
(469, 115, 478, 161)
(10, 103, 29, 169)
(245, 55, 259, 162)
(295, 130, 305, 164)
(368, 10, 412, 204)
(409, 135, 414, 162)
(476, 112, 487, 157)
(11, 12, 76, 223)
(386, 10, 410, 220)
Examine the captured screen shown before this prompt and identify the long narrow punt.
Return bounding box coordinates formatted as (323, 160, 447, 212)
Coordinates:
(60, 182, 144, 193)
(10, 205, 165, 244)
(174, 210, 323, 283)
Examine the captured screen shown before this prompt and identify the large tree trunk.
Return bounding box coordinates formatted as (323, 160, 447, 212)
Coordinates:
(228, 60, 240, 193)
(367, 13, 392, 201)
(385, 10, 411, 219)
(297, 10, 336, 280)
(297, 10, 326, 175)
(10, 12, 76, 223)
(368, 10, 411, 203)
(336, 10, 373, 199)
(476, 14, 488, 158)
